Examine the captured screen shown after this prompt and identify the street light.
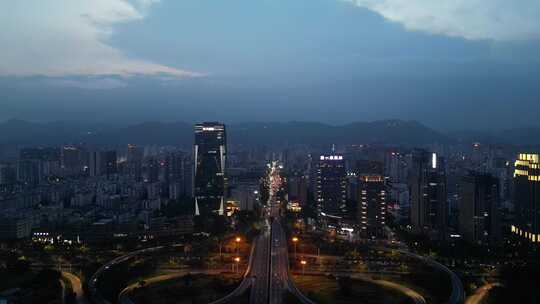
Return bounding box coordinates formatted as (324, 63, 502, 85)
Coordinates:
(300, 260, 307, 275)
(292, 237, 299, 259)
(235, 237, 241, 254)
(234, 257, 241, 273)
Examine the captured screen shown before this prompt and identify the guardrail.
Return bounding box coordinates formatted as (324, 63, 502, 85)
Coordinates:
(375, 248, 465, 304)
(279, 222, 316, 304)
(402, 251, 464, 304)
(88, 246, 165, 304)
(208, 238, 257, 304)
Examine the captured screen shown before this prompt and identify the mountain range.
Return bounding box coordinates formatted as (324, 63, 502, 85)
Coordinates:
(0, 119, 538, 147)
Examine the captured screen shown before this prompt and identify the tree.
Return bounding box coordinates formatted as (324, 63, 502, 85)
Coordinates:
(497, 263, 540, 303)
(66, 291, 77, 304)
(7, 255, 30, 274)
(337, 276, 353, 297)
(27, 269, 62, 304)
(184, 273, 194, 286)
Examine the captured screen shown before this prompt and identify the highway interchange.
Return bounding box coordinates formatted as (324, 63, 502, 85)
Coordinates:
(90, 161, 463, 304)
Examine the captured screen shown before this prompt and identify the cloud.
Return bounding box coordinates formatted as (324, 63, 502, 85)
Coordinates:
(0, 0, 201, 78)
(344, 0, 540, 41)
(47, 78, 129, 90)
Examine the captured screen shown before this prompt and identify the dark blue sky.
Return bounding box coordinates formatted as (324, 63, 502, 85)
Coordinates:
(1, 0, 540, 130)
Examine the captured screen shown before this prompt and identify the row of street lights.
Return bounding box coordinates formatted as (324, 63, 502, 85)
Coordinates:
(292, 236, 308, 275)
(231, 235, 307, 275)
(233, 236, 242, 273)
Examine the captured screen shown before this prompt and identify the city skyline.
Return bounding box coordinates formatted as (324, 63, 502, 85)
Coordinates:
(1, 120, 539, 304)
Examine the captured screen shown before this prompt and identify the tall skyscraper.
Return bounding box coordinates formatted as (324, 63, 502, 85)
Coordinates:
(511, 153, 540, 243)
(459, 172, 500, 245)
(286, 170, 309, 207)
(61, 145, 82, 173)
(385, 151, 408, 183)
(145, 157, 160, 183)
(20, 147, 60, 161)
(317, 154, 347, 219)
(88, 150, 117, 178)
(126, 144, 143, 181)
(127, 144, 143, 163)
(102, 150, 117, 178)
(0, 163, 16, 185)
(409, 149, 447, 237)
(88, 151, 101, 177)
(355, 159, 383, 176)
(16, 159, 42, 186)
(358, 175, 387, 238)
(193, 122, 227, 216)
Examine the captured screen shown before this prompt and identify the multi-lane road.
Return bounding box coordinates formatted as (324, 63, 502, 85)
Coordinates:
(267, 162, 314, 304)
(251, 161, 289, 304)
(215, 161, 298, 304)
(194, 161, 307, 304)
(249, 229, 271, 304)
(269, 218, 288, 303)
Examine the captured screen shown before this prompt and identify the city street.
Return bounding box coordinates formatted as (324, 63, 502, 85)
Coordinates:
(249, 231, 271, 304)
(62, 272, 89, 304)
(247, 161, 311, 304)
(251, 161, 290, 304)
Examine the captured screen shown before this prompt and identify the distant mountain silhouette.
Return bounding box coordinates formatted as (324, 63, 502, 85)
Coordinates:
(0, 119, 109, 146)
(449, 128, 540, 146)
(497, 127, 540, 146)
(228, 120, 452, 145)
(0, 119, 484, 147)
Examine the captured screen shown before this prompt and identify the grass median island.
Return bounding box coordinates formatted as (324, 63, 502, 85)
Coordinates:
(293, 275, 412, 304)
(130, 273, 242, 304)
(395, 265, 451, 303)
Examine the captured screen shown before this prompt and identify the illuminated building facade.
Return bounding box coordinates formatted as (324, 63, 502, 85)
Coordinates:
(409, 149, 447, 237)
(511, 153, 540, 242)
(317, 154, 347, 218)
(358, 175, 387, 238)
(193, 122, 227, 216)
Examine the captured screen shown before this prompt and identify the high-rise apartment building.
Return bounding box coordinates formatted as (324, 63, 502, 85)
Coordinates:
(102, 151, 117, 178)
(88, 150, 117, 178)
(20, 147, 60, 161)
(316, 154, 347, 219)
(16, 159, 42, 186)
(384, 151, 408, 183)
(126, 144, 143, 181)
(0, 163, 16, 185)
(61, 145, 82, 173)
(459, 172, 500, 245)
(358, 175, 387, 238)
(409, 149, 447, 237)
(193, 122, 227, 216)
(286, 170, 309, 207)
(511, 153, 540, 243)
